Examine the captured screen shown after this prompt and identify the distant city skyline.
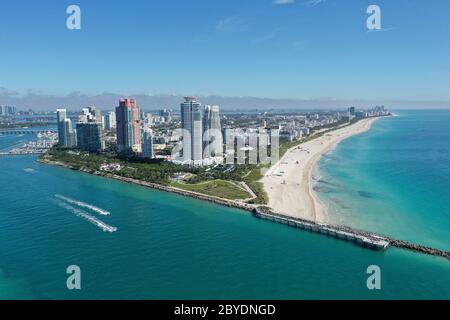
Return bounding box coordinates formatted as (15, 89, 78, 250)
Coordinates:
(1, 90, 450, 111)
(1, 0, 450, 108)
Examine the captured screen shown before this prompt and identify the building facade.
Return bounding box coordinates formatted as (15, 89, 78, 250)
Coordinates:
(181, 97, 203, 162)
(105, 111, 117, 131)
(76, 107, 105, 152)
(56, 108, 76, 147)
(115, 98, 142, 153)
(203, 105, 222, 157)
(142, 130, 154, 159)
(76, 122, 104, 152)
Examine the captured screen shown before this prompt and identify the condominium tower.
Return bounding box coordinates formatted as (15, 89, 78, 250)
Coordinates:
(56, 108, 76, 147)
(76, 107, 105, 152)
(180, 97, 203, 162)
(203, 105, 222, 157)
(115, 98, 142, 153)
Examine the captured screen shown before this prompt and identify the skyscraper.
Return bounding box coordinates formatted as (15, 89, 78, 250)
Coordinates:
(159, 109, 172, 122)
(181, 97, 203, 162)
(56, 108, 76, 147)
(115, 98, 142, 153)
(203, 105, 222, 157)
(76, 122, 104, 152)
(76, 107, 105, 152)
(0, 105, 16, 116)
(56, 109, 67, 145)
(142, 130, 154, 159)
(105, 111, 116, 131)
(64, 119, 77, 147)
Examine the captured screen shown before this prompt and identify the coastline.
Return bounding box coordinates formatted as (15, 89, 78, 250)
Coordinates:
(38, 158, 257, 213)
(262, 117, 380, 223)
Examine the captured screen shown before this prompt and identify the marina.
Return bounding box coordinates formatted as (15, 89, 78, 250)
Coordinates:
(0, 131, 57, 156)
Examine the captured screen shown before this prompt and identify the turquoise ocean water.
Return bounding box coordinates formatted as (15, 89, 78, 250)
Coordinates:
(316, 110, 450, 252)
(0, 111, 449, 299)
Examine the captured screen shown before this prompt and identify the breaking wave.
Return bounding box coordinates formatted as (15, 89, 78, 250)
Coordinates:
(54, 199, 117, 233)
(55, 194, 110, 216)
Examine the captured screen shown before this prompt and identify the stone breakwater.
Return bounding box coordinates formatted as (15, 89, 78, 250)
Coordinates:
(40, 159, 449, 261)
(253, 206, 450, 260)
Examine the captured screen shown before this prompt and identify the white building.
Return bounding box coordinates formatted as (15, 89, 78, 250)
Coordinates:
(181, 97, 203, 162)
(203, 105, 223, 158)
(142, 130, 154, 159)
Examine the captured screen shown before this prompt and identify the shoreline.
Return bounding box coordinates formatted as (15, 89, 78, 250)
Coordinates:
(262, 117, 380, 223)
(38, 158, 257, 213)
(37, 140, 450, 260)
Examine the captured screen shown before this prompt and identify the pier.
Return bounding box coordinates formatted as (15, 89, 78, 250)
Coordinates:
(253, 207, 450, 260)
(254, 207, 390, 250)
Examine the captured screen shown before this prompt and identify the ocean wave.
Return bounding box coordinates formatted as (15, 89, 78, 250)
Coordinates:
(54, 199, 117, 233)
(55, 194, 110, 216)
(24, 168, 36, 173)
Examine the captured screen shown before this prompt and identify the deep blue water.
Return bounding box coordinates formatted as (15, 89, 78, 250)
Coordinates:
(0, 117, 449, 299)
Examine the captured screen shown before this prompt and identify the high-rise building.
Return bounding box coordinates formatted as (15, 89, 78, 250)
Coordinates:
(0, 105, 16, 116)
(76, 107, 104, 152)
(105, 111, 116, 131)
(76, 122, 104, 152)
(56, 109, 67, 145)
(159, 109, 172, 122)
(181, 97, 203, 162)
(56, 109, 76, 147)
(203, 105, 222, 157)
(64, 119, 77, 147)
(142, 130, 154, 159)
(115, 98, 142, 153)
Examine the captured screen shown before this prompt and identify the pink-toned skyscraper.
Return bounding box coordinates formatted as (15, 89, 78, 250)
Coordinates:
(115, 98, 142, 153)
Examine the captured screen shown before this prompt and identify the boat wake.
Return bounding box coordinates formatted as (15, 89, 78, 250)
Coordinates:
(54, 199, 117, 233)
(55, 194, 110, 216)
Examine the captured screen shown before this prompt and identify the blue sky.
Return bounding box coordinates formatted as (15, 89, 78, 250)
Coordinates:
(0, 0, 449, 102)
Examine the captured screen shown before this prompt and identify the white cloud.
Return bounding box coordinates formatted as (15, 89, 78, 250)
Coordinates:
(304, 0, 326, 6)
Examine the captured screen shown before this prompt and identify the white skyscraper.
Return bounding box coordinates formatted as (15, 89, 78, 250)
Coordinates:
(203, 105, 222, 157)
(181, 97, 203, 162)
(105, 111, 117, 131)
(56, 108, 76, 147)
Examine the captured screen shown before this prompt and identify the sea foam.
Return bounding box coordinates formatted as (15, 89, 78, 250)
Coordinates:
(55, 194, 110, 216)
(54, 199, 117, 233)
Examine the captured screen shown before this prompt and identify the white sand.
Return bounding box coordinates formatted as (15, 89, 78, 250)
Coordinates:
(262, 118, 378, 223)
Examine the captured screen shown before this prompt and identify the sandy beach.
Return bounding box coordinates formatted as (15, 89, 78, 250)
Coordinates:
(262, 118, 379, 223)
